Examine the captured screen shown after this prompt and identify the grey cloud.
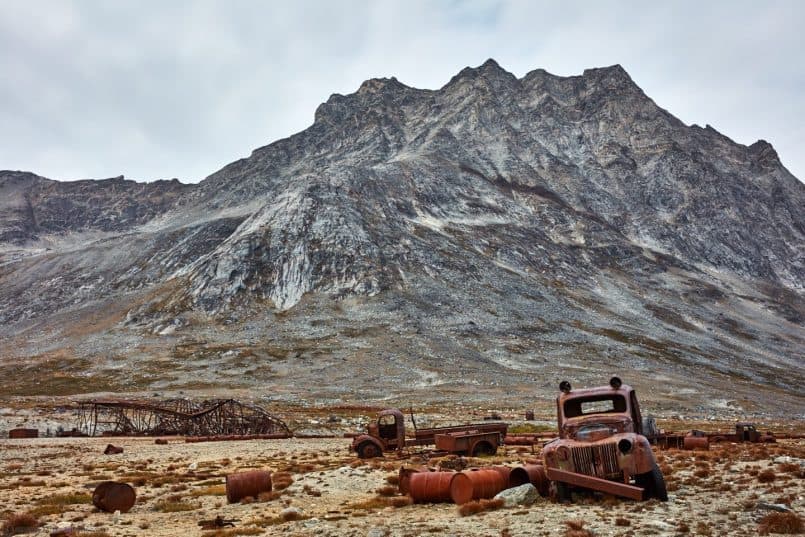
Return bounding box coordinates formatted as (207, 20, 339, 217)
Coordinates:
(0, 0, 803, 182)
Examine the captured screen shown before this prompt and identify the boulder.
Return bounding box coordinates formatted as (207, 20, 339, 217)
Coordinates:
(493, 483, 539, 507)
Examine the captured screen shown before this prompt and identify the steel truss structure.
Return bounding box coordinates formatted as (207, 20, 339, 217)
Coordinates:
(75, 398, 292, 437)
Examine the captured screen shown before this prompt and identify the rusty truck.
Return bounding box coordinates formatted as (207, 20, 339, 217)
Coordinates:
(542, 377, 668, 502)
(351, 408, 508, 458)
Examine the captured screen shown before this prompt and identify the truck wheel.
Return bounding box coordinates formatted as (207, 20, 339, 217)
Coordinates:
(550, 481, 572, 503)
(471, 441, 496, 457)
(356, 441, 381, 459)
(636, 465, 668, 501)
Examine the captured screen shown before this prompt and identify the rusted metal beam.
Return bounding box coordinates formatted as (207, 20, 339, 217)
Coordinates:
(545, 467, 644, 501)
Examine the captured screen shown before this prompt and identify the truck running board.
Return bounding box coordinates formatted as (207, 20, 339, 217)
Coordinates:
(545, 468, 644, 501)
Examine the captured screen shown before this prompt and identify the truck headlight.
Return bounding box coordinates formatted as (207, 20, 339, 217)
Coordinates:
(617, 439, 633, 454)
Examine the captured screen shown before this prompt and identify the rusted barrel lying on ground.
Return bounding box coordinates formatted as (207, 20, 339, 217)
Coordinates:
(683, 436, 710, 451)
(450, 468, 506, 505)
(409, 471, 454, 503)
(490, 466, 512, 485)
(8, 428, 38, 439)
(103, 444, 124, 455)
(92, 481, 136, 513)
(225, 470, 272, 503)
(509, 464, 549, 496)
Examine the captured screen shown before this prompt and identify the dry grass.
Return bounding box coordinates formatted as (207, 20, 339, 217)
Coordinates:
(376, 485, 397, 497)
(564, 519, 595, 537)
(1, 512, 39, 534)
(758, 469, 777, 483)
(189, 485, 227, 497)
(37, 492, 92, 505)
(272, 472, 294, 490)
(758, 512, 803, 535)
(349, 496, 412, 511)
(153, 499, 201, 512)
(457, 498, 504, 517)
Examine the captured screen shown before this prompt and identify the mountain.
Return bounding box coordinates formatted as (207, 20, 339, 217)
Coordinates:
(0, 60, 802, 415)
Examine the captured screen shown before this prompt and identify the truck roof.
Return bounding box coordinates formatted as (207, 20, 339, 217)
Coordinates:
(557, 384, 633, 403)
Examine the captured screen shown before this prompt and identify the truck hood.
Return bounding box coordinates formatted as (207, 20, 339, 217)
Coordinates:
(562, 415, 633, 440)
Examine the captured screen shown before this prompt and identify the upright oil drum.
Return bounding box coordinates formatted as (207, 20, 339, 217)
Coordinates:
(225, 470, 273, 503)
(92, 481, 136, 513)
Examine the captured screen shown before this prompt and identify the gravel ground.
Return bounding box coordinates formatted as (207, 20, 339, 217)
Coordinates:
(0, 434, 802, 537)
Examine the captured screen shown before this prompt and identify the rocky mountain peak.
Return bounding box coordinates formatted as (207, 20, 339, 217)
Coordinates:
(0, 61, 802, 411)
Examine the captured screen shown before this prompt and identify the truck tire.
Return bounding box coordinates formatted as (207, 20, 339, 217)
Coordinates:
(550, 481, 572, 503)
(471, 441, 496, 457)
(636, 464, 668, 501)
(356, 441, 381, 459)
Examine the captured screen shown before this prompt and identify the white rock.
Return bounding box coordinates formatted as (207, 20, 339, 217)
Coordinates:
(493, 483, 539, 507)
(646, 520, 674, 531)
(281, 506, 303, 518)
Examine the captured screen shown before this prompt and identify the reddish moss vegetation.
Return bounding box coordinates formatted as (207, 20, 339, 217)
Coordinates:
(758, 512, 803, 535)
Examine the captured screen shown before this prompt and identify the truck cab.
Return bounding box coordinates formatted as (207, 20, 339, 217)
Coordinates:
(353, 409, 405, 458)
(542, 377, 667, 501)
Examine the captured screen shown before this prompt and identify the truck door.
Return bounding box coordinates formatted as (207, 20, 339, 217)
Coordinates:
(630, 391, 643, 435)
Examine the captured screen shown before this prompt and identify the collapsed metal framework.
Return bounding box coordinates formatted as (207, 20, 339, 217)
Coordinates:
(75, 398, 292, 438)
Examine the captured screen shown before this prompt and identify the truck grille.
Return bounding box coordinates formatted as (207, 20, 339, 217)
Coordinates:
(570, 443, 621, 478)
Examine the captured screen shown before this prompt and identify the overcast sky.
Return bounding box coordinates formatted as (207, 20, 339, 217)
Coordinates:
(1, 1, 803, 183)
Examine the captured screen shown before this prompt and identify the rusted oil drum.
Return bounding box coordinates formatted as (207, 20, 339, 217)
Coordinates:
(398, 466, 430, 495)
(225, 470, 272, 503)
(683, 436, 710, 451)
(408, 471, 454, 503)
(509, 464, 549, 496)
(449, 468, 506, 505)
(490, 466, 512, 485)
(525, 410, 535, 421)
(8, 428, 38, 439)
(92, 481, 136, 513)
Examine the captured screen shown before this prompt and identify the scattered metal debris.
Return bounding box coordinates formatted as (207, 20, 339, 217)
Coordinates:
(185, 433, 291, 443)
(8, 428, 38, 438)
(75, 398, 291, 438)
(198, 515, 239, 529)
(92, 481, 136, 513)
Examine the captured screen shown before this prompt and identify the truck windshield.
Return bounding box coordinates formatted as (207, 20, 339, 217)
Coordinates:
(564, 395, 627, 418)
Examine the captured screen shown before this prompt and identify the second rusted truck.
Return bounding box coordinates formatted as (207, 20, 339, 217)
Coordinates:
(352, 408, 508, 458)
(542, 377, 668, 502)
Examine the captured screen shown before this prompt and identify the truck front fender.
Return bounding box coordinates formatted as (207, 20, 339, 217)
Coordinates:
(352, 435, 384, 458)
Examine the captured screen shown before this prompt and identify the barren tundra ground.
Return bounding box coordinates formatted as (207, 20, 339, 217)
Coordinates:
(0, 406, 803, 537)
